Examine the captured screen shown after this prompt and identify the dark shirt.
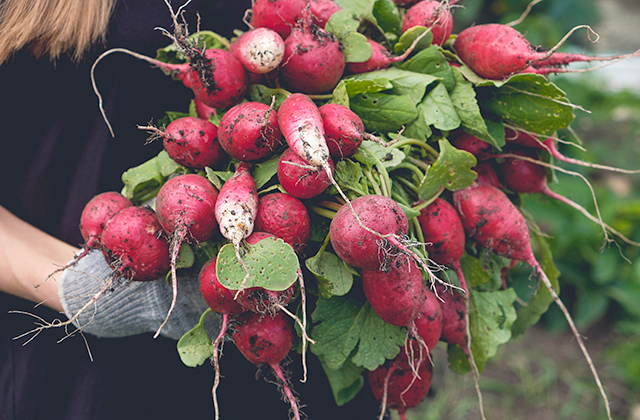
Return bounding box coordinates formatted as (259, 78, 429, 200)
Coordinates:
(0, 1, 378, 418)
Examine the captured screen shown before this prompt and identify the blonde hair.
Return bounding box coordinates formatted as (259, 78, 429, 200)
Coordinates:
(0, 0, 116, 64)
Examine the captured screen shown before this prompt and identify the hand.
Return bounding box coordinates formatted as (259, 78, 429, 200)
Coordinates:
(59, 249, 219, 340)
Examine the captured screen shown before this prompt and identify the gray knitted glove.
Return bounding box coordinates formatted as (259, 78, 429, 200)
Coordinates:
(58, 249, 220, 340)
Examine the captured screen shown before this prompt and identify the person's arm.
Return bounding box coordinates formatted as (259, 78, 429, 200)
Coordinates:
(0, 205, 78, 312)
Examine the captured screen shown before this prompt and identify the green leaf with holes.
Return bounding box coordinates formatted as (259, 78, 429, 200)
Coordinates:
(216, 237, 299, 291)
(418, 138, 477, 200)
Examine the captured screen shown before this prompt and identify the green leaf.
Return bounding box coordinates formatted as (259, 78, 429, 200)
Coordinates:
(421, 82, 461, 131)
(394, 26, 433, 54)
(459, 253, 492, 289)
(176, 243, 195, 268)
(156, 31, 227, 64)
(353, 68, 439, 104)
(399, 45, 454, 90)
(333, 159, 371, 197)
(372, 0, 402, 37)
(343, 32, 374, 63)
(325, 9, 361, 39)
(245, 84, 289, 109)
(177, 309, 214, 367)
(311, 296, 406, 371)
(350, 92, 418, 133)
(418, 138, 477, 200)
(252, 154, 280, 189)
(318, 355, 365, 406)
(216, 237, 299, 291)
(360, 140, 406, 169)
(204, 168, 233, 191)
(121, 151, 184, 204)
(468, 288, 518, 372)
(511, 231, 560, 337)
(330, 80, 351, 108)
(402, 106, 433, 141)
(306, 250, 355, 299)
(343, 77, 394, 98)
(480, 73, 575, 136)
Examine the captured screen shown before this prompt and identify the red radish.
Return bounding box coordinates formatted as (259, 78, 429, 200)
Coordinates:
(309, 0, 342, 28)
(453, 182, 613, 418)
(329, 195, 409, 271)
(229, 28, 285, 74)
(236, 284, 296, 314)
(253, 192, 311, 253)
(80, 191, 133, 249)
(453, 23, 638, 80)
(434, 283, 466, 347)
(368, 345, 433, 419)
(280, 24, 346, 94)
(217, 101, 282, 161)
(277, 147, 334, 199)
(362, 258, 427, 327)
(140, 117, 223, 169)
(194, 97, 217, 120)
(498, 149, 550, 195)
(402, 0, 455, 46)
(416, 197, 468, 292)
(473, 161, 504, 189)
(319, 103, 382, 158)
(250, 0, 307, 39)
(154, 174, 220, 337)
(345, 39, 398, 74)
(215, 162, 259, 291)
(100, 206, 170, 281)
(451, 131, 491, 159)
(410, 288, 443, 352)
(233, 311, 301, 420)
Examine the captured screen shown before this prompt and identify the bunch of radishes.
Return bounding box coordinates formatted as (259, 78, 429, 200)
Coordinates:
(69, 0, 640, 418)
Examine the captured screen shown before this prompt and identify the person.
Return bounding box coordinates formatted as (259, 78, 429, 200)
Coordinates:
(0, 1, 380, 418)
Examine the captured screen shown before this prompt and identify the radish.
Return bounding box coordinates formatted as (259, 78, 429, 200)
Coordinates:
(309, 0, 342, 28)
(139, 117, 224, 169)
(453, 23, 639, 80)
(277, 147, 334, 199)
(451, 131, 492, 159)
(233, 311, 301, 420)
(402, 0, 455, 47)
(250, 0, 308, 39)
(319, 103, 383, 158)
(229, 28, 286, 74)
(154, 173, 220, 337)
(453, 183, 613, 418)
(100, 206, 170, 282)
(80, 191, 133, 249)
(253, 192, 311, 253)
(194, 97, 217, 120)
(433, 283, 466, 347)
(235, 284, 296, 314)
(368, 344, 433, 420)
(214, 162, 259, 291)
(361, 258, 427, 327)
(473, 161, 504, 189)
(217, 101, 282, 161)
(410, 287, 443, 352)
(280, 24, 346, 94)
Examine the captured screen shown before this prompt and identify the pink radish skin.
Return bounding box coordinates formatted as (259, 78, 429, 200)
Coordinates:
(346, 39, 398, 74)
(217, 102, 282, 161)
(280, 25, 346, 94)
(473, 161, 504, 189)
(100, 206, 170, 282)
(250, 0, 308, 40)
(278, 93, 331, 168)
(214, 162, 259, 247)
(498, 149, 550, 195)
(80, 191, 133, 249)
(410, 288, 443, 352)
(199, 258, 247, 315)
(402, 0, 454, 46)
(253, 193, 311, 253)
(319, 103, 380, 158)
(143, 117, 223, 170)
(451, 132, 492, 159)
(309, 0, 342, 28)
(329, 195, 409, 271)
(368, 345, 433, 417)
(277, 147, 334, 199)
(188, 48, 248, 109)
(453, 23, 635, 80)
(194, 97, 217, 120)
(434, 283, 466, 347)
(229, 28, 285, 74)
(233, 311, 301, 420)
(362, 259, 427, 327)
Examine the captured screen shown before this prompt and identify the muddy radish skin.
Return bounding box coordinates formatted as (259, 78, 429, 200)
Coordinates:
(402, 0, 454, 46)
(434, 283, 466, 347)
(79, 191, 132, 248)
(156, 117, 223, 170)
(100, 206, 170, 281)
(215, 162, 258, 247)
(250, 0, 308, 39)
(277, 147, 334, 199)
(253, 193, 311, 253)
(411, 287, 443, 352)
(188, 48, 248, 109)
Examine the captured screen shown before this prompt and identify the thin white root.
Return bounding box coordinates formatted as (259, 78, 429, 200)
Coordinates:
(506, 0, 544, 27)
(297, 271, 310, 383)
(544, 25, 600, 60)
(534, 264, 612, 420)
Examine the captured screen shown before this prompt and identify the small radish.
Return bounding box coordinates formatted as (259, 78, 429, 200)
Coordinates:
(229, 28, 286, 74)
(361, 258, 427, 327)
(154, 174, 220, 337)
(194, 97, 217, 121)
(80, 191, 133, 249)
(451, 131, 492, 159)
(217, 101, 282, 161)
(453, 182, 613, 418)
(410, 287, 443, 352)
(233, 311, 301, 420)
(368, 344, 433, 420)
(100, 206, 170, 282)
(253, 192, 311, 253)
(250, 0, 308, 39)
(214, 162, 259, 291)
(139, 117, 224, 169)
(329, 195, 409, 271)
(402, 0, 455, 47)
(309, 0, 342, 28)
(433, 283, 466, 347)
(280, 24, 346, 94)
(277, 147, 334, 199)
(453, 23, 639, 80)
(319, 103, 381, 158)
(473, 161, 504, 189)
